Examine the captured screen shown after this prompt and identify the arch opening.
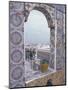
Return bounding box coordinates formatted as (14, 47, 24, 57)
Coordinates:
(33, 7, 53, 28)
(24, 9, 54, 82)
(24, 6, 54, 28)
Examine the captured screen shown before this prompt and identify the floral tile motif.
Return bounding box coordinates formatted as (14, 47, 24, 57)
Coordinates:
(9, 1, 66, 88)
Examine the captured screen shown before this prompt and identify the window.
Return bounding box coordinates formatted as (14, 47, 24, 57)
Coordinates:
(24, 10, 55, 82)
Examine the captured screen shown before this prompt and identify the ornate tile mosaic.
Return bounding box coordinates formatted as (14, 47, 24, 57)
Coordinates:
(9, 1, 66, 88)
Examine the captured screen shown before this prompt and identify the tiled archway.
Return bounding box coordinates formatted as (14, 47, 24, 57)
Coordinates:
(24, 3, 56, 71)
(9, 1, 66, 88)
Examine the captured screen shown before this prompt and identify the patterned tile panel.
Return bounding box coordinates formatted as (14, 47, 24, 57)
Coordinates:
(9, 1, 25, 88)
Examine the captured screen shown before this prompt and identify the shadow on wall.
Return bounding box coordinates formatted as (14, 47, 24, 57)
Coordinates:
(46, 79, 53, 86)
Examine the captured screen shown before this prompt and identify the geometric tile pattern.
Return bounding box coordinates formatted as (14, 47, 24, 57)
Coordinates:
(9, 1, 25, 88)
(56, 10, 65, 70)
(9, 1, 66, 88)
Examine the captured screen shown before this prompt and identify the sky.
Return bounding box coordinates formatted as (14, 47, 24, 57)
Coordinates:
(24, 10, 50, 45)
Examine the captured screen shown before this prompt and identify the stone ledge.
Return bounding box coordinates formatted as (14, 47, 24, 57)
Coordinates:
(26, 70, 65, 87)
